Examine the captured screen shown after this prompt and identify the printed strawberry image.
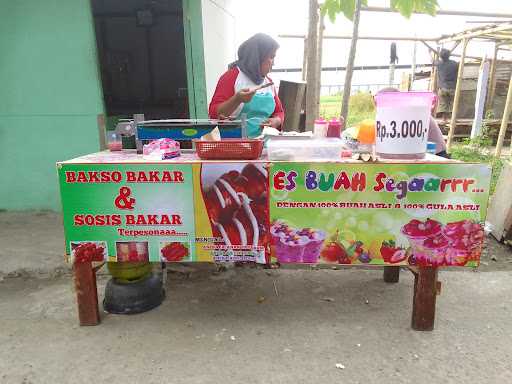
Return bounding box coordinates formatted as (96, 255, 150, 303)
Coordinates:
(401, 219, 442, 240)
(321, 230, 348, 263)
(73, 242, 105, 263)
(161, 242, 189, 262)
(380, 240, 405, 263)
(320, 231, 362, 264)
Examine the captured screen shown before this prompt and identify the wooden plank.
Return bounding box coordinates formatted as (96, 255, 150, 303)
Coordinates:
(471, 58, 490, 138)
(383, 266, 400, 283)
(487, 161, 512, 241)
(97, 114, 107, 151)
(74, 262, 100, 326)
(278, 81, 306, 132)
(411, 267, 438, 331)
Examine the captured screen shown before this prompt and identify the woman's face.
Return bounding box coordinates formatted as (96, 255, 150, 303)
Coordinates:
(260, 50, 276, 77)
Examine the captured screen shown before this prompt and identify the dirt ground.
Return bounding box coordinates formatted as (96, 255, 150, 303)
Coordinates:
(1, 212, 512, 384)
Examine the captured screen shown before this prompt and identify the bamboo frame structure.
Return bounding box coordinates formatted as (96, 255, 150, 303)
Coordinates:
(281, 20, 512, 154)
(439, 23, 512, 155)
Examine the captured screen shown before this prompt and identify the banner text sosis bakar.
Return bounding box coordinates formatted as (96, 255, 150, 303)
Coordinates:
(65, 169, 186, 227)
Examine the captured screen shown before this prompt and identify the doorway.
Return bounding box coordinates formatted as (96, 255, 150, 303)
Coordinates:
(91, 0, 189, 121)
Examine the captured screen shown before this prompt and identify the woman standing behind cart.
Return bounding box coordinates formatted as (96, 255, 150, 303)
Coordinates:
(208, 33, 285, 138)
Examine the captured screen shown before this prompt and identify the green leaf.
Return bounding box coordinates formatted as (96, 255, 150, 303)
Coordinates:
(391, 0, 439, 18)
(322, 0, 437, 21)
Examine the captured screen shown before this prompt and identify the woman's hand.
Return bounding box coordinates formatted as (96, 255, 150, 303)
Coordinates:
(236, 88, 256, 103)
(260, 117, 282, 129)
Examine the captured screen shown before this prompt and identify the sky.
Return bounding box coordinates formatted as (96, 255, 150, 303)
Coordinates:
(230, 0, 512, 92)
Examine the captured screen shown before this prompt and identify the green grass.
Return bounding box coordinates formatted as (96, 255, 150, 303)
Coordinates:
(320, 93, 376, 127)
(450, 144, 504, 195)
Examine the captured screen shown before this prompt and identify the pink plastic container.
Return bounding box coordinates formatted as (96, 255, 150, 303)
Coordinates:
(326, 118, 342, 138)
(374, 91, 435, 159)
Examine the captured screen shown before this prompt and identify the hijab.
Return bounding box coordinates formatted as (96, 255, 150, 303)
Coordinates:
(229, 33, 279, 85)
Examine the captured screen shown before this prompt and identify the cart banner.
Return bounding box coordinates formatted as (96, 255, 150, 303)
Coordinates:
(269, 163, 491, 267)
(193, 163, 269, 263)
(58, 164, 196, 262)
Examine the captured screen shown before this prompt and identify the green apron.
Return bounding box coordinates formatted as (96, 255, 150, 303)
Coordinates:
(239, 91, 276, 138)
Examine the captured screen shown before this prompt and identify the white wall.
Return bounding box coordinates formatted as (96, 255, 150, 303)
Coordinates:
(201, 0, 236, 103)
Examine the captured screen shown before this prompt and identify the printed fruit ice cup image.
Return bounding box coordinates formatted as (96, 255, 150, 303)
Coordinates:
(401, 219, 442, 245)
(443, 220, 484, 266)
(418, 234, 450, 266)
(160, 242, 190, 262)
(71, 241, 107, 262)
(275, 233, 309, 263)
(296, 228, 326, 263)
(116, 241, 149, 262)
(271, 221, 326, 263)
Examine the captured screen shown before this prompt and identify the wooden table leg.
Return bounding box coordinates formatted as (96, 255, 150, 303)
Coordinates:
(383, 266, 400, 283)
(411, 267, 438, 331)
(73, 262, 100, 326)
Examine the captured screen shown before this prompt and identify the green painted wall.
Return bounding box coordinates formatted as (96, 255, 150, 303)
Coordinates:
(183, 0, 208, 119)
(0, 0, 105, 210)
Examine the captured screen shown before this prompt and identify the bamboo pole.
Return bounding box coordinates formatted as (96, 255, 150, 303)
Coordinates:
(430, 49, 439, 92)
(305, 0, 320, 131)
(485, 43, 498, 113)
(494, 73, 512, 157)
(302, 38, 308, 81)
(280, 34, 437, 42)
(447, 38, 469, 151)
(411, 40, 417, 85)
(340, 0, 363, 123)
(316, 14, 325, 114)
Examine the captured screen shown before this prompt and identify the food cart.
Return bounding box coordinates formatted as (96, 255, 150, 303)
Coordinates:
(57, 144, 490, 331)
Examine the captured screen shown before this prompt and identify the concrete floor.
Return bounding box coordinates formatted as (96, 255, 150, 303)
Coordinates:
(1, 212, 512, 384)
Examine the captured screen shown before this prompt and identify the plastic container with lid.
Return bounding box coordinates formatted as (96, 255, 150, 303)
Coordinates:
(313, 119, 328, 138)
(268, 138, 343, 161)
(106, 131, 122, 151)
(374, 91, 434, 160)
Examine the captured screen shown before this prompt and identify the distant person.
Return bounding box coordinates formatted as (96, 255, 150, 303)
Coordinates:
(208, 33, 284, 138)
(436, 48, 459, 121)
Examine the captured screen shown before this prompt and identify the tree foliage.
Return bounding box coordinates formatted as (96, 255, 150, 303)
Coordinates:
(322, 0, 439, 21)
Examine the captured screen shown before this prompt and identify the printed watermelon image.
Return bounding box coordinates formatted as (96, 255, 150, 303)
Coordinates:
(115, 241, 149, 262)
(71, 241, 107, 263)
(160, 242, 190, 262)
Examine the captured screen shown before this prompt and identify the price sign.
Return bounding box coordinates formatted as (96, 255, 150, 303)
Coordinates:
(375, 106, 430, 155)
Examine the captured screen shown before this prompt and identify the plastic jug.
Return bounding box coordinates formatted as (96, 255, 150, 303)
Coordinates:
(313, 119, 328, 138)
(326, 118, 343, 138)
(374, 91, 434, 159)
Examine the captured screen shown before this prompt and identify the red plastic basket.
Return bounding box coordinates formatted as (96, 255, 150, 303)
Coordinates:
(193, 139, 264, 160)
